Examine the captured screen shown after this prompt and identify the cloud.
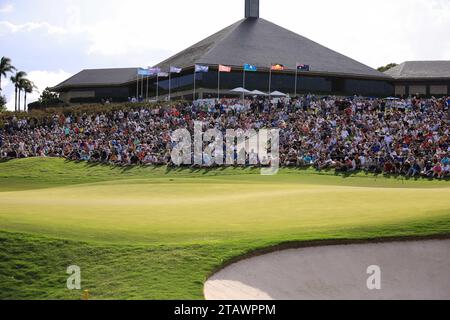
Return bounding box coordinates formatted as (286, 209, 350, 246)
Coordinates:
(0, 3, 13, 13)
(4, 70, 73, 111)
(0, 21, 69, 35)
(64, 0, 243, 60)
(266, 0, 450, 68)
(2, 0, 448, 69)
(0, 0, 449, 105)
(60, 0, 450, 68)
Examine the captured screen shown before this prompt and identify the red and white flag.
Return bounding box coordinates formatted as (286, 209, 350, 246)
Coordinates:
(219, 65, 232, 73)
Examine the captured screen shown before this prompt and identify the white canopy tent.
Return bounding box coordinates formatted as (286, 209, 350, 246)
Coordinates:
(230, 87, 251, 94)
(251, 90, 268, 96)
(270, 91, 287, 97)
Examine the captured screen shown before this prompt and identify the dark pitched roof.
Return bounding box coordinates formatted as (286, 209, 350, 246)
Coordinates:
(156, 18, 389, 79)
(53, 68, 138, 90)
(154, 21, 242, 72)
(53, 18, 391, 91)
(385, 61, 450, 79)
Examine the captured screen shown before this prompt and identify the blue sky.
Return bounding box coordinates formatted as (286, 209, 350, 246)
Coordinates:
(1, 0, 449, 109)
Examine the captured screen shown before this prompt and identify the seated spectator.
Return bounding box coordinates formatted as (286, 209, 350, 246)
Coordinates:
(0, 95, 447, 181)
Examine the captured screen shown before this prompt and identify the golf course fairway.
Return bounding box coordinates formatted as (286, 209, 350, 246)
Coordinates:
(0, 158, 449, 299)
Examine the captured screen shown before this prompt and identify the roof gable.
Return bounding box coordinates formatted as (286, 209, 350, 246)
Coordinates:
(54, 68, 138, 89)
(155, 21, 242, 71)
(156, 18, 388, 79)
(385, 61, 450, 79)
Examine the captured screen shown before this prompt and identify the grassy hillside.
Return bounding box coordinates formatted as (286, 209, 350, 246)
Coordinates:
(0, 158, 449, 299)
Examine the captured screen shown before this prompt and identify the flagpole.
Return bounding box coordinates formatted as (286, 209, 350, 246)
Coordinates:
(169, 67, 172, 102)
(269, 66, 272, 100)
(136, 69, 139, 100)
(217, 66, 220, 100)
(146, 75, 149, 101)
(156, 75, 159, 101)
(242, 68, 246, 107)
(193, 69, 196, 101)
(294, 66, 298, 97)
(141, 75, 144, 102)
(139, 75, 142, 101)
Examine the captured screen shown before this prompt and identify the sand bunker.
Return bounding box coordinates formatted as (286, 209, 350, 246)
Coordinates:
(204, 239, 450, 300)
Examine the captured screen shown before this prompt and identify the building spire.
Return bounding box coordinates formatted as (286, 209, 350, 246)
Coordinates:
(245, 0, 259, 18)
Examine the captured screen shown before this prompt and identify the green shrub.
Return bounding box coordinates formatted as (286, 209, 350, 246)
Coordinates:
(0, 100, 189, 125)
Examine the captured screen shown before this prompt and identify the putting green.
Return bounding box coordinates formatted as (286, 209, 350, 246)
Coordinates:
(0, 158, 449, 299)
(0, 178, 449, 244)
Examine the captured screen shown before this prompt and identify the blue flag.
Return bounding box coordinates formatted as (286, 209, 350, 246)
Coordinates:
(244, 64, 257, 72)
(137, 68, 151, 76)
(148, 67, 161, 76)
(170, 66, 182, 74)
(195, 65, 209, 73)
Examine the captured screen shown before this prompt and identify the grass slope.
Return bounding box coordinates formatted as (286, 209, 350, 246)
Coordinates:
(0, 158, 449, 299)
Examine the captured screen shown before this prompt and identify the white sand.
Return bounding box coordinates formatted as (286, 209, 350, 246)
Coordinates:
(204, 239, 450, 300)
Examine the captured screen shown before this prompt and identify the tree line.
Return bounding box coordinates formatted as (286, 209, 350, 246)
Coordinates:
(0, 56, 36, 112)
(377, 63, 398, 73)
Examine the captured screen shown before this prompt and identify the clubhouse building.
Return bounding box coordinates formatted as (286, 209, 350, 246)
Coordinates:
(51, 0, 449, 103)
(385, 61, 450, 97)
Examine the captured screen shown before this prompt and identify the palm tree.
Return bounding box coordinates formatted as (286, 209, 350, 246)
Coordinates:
(10, 74, 18, 112)
(0, 57, 16, 92)
(10, 71, 27, 112)
(21, 79, 36, 112)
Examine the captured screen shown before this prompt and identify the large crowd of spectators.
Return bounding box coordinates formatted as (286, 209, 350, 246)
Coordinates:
(0, 95, 449, 179)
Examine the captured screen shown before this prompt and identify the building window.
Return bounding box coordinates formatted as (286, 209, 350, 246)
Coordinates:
(331, 79, 345, 93)
(409, 85, 426, 96)
(430, 85, 448, 95)
(395, 85, 406, 96)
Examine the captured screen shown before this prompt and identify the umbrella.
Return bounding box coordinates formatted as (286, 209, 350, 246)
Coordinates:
(251, 90, 268, 96)
(271, 91, 287, 97)
(230, 87, 251, 94)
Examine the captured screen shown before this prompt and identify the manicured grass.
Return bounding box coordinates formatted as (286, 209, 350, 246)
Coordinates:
(0, 158, 449, 299)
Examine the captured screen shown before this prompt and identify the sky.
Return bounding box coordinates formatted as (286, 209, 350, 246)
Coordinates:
(0, 0, 449, 110)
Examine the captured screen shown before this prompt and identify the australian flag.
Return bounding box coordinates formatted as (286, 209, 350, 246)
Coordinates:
(297, 64, 310, 71)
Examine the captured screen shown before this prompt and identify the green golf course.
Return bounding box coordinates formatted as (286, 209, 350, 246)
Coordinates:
(0, 158, 449, 299)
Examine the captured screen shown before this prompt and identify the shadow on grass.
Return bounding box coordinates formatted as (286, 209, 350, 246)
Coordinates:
(0, 157, 447, 182)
